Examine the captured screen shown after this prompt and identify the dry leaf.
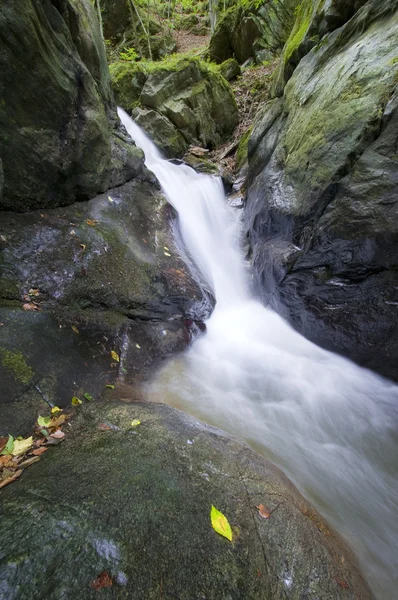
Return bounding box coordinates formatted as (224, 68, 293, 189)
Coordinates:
(335, 578, 349, 589)
(19, 456, 40, 468)
(71, 325, 79, 334)
(210, 505, 233, 541)
(50, 414, 68, 428)
(12, 436, 33, 456)
(0, 437, 8, 453)
(98, 423, 113, 431)
(50, 430, 65, 440)
(22, 303, 41, 312)
(0, 469, 23, 489)
(256, 504, 270, 519)
(80, 244, 86, 251)
(86, 219, 99, 226)
(32, 447, 48, 456)
(164, 251, 171, 257)
(28, 288, 40, 296)
(91, 571, 113, 590)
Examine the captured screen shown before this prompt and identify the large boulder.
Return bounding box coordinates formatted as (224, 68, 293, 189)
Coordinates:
(0, 401, 373, 599)
(209, 0, 300, 65)
(111, 57, 239, 158)
(245, 0, 398, 380)
(0, 0, 140, 211)
(0, 172, 213, 427)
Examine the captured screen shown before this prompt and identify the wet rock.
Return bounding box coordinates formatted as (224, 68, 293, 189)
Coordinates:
(0, 0, 140, 211)
(245, 0, 398, 380)
(0, 175, 213, 423)
(0, 401, 373, 599)
(111, 57, 239, 158)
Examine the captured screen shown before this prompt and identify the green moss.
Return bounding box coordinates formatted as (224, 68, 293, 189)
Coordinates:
(340, 83, 363, 102)
(0, 348, 34, 384)
(236, 127, 252, 172)
(390, 57, 398, 65)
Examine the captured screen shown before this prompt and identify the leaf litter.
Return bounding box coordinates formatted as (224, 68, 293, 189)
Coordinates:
(0, 409, 71, 490)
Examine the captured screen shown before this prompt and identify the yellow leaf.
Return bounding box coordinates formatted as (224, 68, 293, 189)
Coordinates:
(164, 252, 171, 257)
(86, 219, 99, 226)
(135, 343, 141, 349)
(71, 325, 79, 334)
(210, 505, 232, 541)
(51, 406, 62, 414)
(11, 436, 33, 456)
(111, 350, 120, 362)
(130, 419, 141, 427)
(105, 384, 115, 390)
(163, 246, 169, 251)
(71, 397, 82, 406)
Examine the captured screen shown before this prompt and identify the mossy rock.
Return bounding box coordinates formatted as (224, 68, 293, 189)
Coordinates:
(219, 57, 241, 81)
(0, 401, 373, 599)
(111, 56, 239, 157)
(0, 0, 139, 211)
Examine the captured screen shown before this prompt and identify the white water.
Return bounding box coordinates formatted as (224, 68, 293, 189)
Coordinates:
(119, 108, 398, 599)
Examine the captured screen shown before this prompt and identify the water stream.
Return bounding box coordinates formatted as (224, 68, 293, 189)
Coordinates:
(119, 108, 398, 599)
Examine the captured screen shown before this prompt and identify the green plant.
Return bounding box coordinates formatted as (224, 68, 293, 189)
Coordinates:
(119, 47, 139, 62)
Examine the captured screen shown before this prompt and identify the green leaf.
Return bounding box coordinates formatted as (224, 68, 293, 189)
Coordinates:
(105, 384, 115, 390)
(84, 393, 93, 401)
(37, 415, 52, 427)
(210, 505, 232, 541)
(0, 435, 14, 456)
(40, 429, 49, 437)
(71, 397, 82, 406)
(130, 419, 141, 427)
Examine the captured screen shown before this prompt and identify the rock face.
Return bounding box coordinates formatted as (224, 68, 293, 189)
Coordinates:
(209, 0, 299, 65)
(111, 58, 239, 158)
(0, 0, 140, 211)
(0, 401, 373, 599)
(0, 172, 213, 428)
(245, 0, 398, 380)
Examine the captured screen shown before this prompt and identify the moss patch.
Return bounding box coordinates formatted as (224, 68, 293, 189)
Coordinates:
(0, 348, 34, 384)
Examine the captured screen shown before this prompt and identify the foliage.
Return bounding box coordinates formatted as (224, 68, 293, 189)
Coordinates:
(119, 47, 139, 62)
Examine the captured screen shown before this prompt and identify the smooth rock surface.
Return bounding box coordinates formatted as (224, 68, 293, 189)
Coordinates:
(245, 0, 398, 379)
(0, 402, 373, 600)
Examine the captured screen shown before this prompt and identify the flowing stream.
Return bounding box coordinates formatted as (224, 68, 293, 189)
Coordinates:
(119, 108, 398, 599)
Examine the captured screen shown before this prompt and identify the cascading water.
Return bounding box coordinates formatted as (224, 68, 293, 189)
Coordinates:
(119, 108, 398, 599)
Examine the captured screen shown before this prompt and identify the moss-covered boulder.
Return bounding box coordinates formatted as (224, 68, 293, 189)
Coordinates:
(209, 0, 300, 65)
(0, 0, 141, 211)
(219, 57, 241, 81)
(245, 0, 398, 380)
(111, 57, 239, 158)
(0, 401, 373, 599)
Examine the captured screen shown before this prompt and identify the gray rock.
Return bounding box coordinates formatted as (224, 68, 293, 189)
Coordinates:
(0, 401, 373, 600)
(219, 58, 241, 81)
(245, 0, 398, 380)
(0, 0, 140, 211)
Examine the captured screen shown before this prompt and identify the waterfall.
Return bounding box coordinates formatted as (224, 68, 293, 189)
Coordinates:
(118, 107, 398, 599)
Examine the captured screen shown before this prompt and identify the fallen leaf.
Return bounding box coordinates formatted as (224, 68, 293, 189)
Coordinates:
(105, 384, 115, 390)
(86, 219, 99, 226)
(210, 505, 233, 541)
(80, 244, 86, 251)
(32, 447, 48, 456)
(0, 437, 8, 453)
(335, 578, 349, 590)
(108, 196, 114, 202)
(130, 419, 141, 427)
(12, 436, 33, 456)
(71, 397, 82, 406)
(0, 454, 14, 467)
(51, 406, 62, 414)
(40, 428, 49, 437)
(70, 229, 76, 235)
(84, 393, 93, 401)
(0, 469, 23, 489)
(98, 423, 113, 431)
(135, 344, 141, 349)
(164, 251, 171, 257)
(19, 456, 40, 468)
(22, 302, 41, 312)
(0, 435, 14, 456)
(110, 350, 120, 362)
(71, 325, 79, 334)
(28, 288, 40, 297)
(256, 504, 270, 519)
(50, 430, 65, 440)
(91, 571, 113, 590)
(164, 246, 169, 251)
(37, 415, 52, 428)
(50, 414, 68, 428)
